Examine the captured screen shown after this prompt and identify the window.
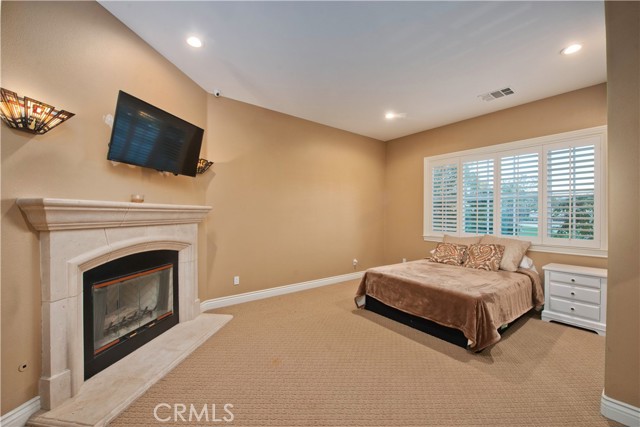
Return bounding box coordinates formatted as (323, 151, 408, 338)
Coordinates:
(431, 162, 458, 233)
(500, 152, 539, 238)
(545, 142, 599, 246)
(462, 159, 494, 234)
(424, 127, 606, 256)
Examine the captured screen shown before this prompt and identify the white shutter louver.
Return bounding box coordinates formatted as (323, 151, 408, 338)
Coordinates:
(431, 163, 458, 233)
(462, 159, 494, 234)
(500, 153, 539, 237)
(546, 144, 596, 241)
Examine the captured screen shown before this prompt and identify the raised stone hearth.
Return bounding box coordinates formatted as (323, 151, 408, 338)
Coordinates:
(17, 198, 213, 414)
(28, 313, 231, 427)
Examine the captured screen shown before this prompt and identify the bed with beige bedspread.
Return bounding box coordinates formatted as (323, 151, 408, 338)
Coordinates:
(355, 259, 544, 351)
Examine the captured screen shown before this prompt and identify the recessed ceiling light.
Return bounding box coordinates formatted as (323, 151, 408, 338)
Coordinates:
(187, 36, 203, 48)
(385, 112, 406, 120)
(561, 43, 582, 55)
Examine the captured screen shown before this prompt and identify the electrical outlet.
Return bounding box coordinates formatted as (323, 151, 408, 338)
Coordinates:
(233, 276, 240, 286)
(402, 258, 407, 263)
(352, 258, 358, 267)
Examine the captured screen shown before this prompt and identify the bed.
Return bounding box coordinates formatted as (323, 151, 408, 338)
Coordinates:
(355, 258, 544, 351)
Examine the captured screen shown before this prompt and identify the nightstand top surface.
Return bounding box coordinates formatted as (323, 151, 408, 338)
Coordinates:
(542, 263, 607, 278)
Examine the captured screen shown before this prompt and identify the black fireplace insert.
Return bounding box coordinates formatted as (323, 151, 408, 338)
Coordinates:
(83, 250, 179, 379)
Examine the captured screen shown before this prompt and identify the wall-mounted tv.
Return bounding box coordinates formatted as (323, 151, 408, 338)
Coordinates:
(107, 91, 204, 177)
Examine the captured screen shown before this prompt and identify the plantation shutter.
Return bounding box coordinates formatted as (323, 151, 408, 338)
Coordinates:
(500, 152, 539, 237)
(462, 159, 494, 234)
(546, 144, 596, 241)
(431, 163, 458, 233)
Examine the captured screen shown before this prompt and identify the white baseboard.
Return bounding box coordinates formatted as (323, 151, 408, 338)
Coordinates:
(601, 391, 640, 426)
(1, 396, 40, 427)
(201, 271, 364, 311)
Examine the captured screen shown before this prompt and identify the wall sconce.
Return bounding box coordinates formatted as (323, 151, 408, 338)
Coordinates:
(197, 158, 214, 174)
(0, 87, 75, 134)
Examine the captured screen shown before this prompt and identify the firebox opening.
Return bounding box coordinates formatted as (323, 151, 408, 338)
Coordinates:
(83, 250, 179, 380)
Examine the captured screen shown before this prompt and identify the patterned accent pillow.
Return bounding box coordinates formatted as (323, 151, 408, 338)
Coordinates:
(463, 244, 505, 271)
(429, 242, 468, 266)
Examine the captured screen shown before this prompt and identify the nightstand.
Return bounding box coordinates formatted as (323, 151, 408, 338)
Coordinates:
(541, 263, 607, 335)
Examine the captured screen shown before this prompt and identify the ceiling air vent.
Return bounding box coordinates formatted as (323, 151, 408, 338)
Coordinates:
(478, 87, 515, 102)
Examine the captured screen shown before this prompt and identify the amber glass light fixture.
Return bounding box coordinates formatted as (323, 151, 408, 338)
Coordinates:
(196, 158, 214, 174)
(0, 88, 75, 134)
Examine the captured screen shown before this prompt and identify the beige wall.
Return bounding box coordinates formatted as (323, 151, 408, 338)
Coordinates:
(604, 1, 640, 408)
(202, 96, 385, 299)
(383, 84, 608, 271)
(2, 0, 635, 420)
(0, 1, 208, 414)
(0, 1, 386, 415)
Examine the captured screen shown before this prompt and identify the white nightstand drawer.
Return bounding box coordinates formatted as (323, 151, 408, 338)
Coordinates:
(549, 297, 600, 321)
(549, 282, 600, 304)
(548, 271, 601, 289)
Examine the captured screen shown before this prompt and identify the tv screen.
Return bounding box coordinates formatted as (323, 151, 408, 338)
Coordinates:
(107, 91, 204, 177)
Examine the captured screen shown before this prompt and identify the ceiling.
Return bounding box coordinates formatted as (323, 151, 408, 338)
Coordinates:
(99, 1, 606, 141)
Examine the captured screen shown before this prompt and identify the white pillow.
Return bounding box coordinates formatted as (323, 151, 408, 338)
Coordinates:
(519, 255, 534, 269)
(480, 235, 531, 272)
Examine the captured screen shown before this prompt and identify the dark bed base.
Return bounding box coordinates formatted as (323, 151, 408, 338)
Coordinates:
(364, 295, 514, 350)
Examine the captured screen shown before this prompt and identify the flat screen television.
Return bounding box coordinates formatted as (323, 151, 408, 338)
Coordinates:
(107, 91, 204, 177)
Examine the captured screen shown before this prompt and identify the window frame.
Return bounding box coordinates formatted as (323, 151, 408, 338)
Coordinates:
(423, 126, 607, 257)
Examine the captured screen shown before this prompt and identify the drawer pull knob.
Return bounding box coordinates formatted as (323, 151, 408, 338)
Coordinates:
(570, 307, 575, 311)
(571, 278, 576, 282)
(571, 292, 576, 296)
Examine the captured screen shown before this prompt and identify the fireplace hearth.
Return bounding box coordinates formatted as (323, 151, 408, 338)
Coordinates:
(83, 250, 179, 379)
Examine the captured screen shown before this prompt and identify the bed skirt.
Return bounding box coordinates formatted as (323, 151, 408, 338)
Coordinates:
(364, 295, 517, 350)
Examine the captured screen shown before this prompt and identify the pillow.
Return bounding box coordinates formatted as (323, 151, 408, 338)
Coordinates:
(519, 255, 534, 269)
(463, 244, 505, 271)
(480, 235, 530, 272)
(429, 242, 468, 266)
(443, 235, 482, 246)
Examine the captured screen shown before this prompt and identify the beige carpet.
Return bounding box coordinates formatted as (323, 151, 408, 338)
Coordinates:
(112, 279, 619, 426)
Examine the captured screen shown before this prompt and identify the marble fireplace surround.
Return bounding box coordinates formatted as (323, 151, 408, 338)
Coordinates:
(17, 198, 212, 411)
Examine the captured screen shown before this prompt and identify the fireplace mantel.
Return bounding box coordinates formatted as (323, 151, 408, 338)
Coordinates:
(16, 198, 212, 413)
(17, 198, 211, 231)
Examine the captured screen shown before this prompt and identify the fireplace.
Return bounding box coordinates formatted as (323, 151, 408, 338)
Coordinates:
(17, 198, 212, 411)
(83, 250, 179, 379)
